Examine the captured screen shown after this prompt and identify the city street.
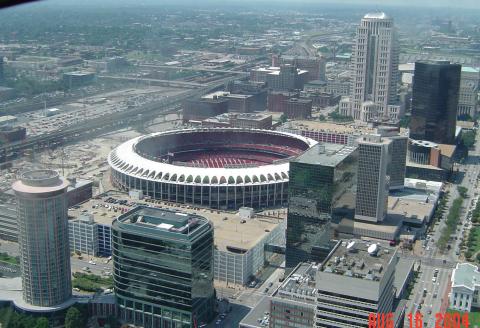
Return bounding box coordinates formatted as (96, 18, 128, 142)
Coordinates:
(404, 129, 480, 327)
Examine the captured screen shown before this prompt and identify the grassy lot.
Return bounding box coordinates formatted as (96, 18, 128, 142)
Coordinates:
(447, 309, 480, 327)
(0, 252, 19, 265)
(72, 272, 113, 292)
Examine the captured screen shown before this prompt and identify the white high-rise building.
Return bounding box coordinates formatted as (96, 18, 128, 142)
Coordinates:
(341, 12, 399, 122)
(355, 134, 391, 223)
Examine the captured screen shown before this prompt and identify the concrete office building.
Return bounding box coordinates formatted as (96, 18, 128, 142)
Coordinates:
(69, 213, 99, 256)
(286, 143, 357, 269)
(280, 55, 326, 82)
(457, 66, 479, 119)
(12, 169, 72, 307)
(67, 195, 285, 286)
(284, 97, 312, 119)
(450, 263, 480, 312)
(315, 240, 398, 327)
(267, 90, 299, 113)
(409, 61, 461, 144)
(226, 80, 268, 112)
(182, 97, 229, 123)
(201, 113, 272, 130)
(342, 12, 400, 122)
(251, 65, 308, 91)
(377, 126, 408, 190)
(239, 262, 317, 328)
(201, 91, 256, 113)
(355, 135, 391, 223)
(270, 262, 317, 328)
(0, 203, 17, 241)
(112, 206, 215, 328)
(304, 78, 351, 97)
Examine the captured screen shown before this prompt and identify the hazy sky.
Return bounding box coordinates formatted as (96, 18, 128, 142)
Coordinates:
(41, 0, 480, 9)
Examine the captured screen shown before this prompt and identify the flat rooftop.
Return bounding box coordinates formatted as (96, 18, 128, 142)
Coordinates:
(275, 262, 317, 303)
(286, 120, 375, 134)
(292, 143, 356, 167)
(321, 239, 395, 280)
(239, 296, 271, 328)
(388, 196, 435, 223)
(68, 192, 285, 252)
(462, 66, 479, 73)
(452, 263, 480, 290)
(116, 206, 210, 237)
(0, 115, 17, 124)
(204, 112, 272, 124)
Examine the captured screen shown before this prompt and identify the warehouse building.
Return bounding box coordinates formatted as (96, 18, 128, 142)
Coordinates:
(66, 193, 286, 286)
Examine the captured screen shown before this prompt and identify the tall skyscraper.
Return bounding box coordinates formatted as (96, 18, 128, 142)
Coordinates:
(355, 135, 391, 223)
(286, 143, 357, 270)
(409, 61, 461, 144)
(113, 206, 215, 328)
(343, 12, 399, 122)
(12, 169, 72, 307)
(377, 126, 408, 190)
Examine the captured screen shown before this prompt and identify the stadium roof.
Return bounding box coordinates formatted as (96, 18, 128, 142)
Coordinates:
(108, 128, 317, 186)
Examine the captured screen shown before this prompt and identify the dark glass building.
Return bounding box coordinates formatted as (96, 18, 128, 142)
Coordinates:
(285, 144, 357, 270)
(410, 61, 461, 144)
(112, 206, 215, 328)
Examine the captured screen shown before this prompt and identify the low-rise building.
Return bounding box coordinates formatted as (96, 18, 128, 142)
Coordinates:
(270, 263, 317, 328)
(201, 112, 272, 129)
(280, 55, 326, 82)
(300, 90, 341, 108)
(406, 139, 458, 181)
(66, 178, 93, 208)
(450, 263, 480, 312)
(0, 115, 17, 127)
(284, 98, 312, 119)
(0, 203, 17, 241)
(69, 214, 99, 256)
(251, 65, 308, 91)
(63, 71, 96, 88)
(183, 96, 229, 123)
(66, 193, 286, 286)
(202, 91, 256, 113)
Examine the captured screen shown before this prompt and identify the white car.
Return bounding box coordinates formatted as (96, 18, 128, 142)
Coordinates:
(432, 277, 437, 283)
(88, 260, 96, 265)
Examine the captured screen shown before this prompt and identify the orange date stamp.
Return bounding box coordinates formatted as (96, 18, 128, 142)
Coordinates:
(369, 312, 471, 328)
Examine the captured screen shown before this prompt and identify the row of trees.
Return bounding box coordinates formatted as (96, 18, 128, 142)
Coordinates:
(0, 304, 117, 328)
(437, 197, 464, 252)
(0, 308, 48, 328)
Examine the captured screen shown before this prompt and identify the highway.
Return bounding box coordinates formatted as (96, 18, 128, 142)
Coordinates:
(0, 76, 240, 164)
(137, 64, 251, 75)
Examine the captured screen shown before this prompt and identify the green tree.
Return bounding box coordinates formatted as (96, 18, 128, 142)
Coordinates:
(34, 317, 49, 328)
(279, 114, 288, 123)
(318, 114, 326, 121)
(462, 130, 476, 149)
(399, 116, 411, 128)
(65, 307, 84, 328)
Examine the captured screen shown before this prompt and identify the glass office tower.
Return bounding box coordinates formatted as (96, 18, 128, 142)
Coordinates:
(112, 206, 215, 328)
(410, 61, 461, 144)
(285, 144, 357, 270)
